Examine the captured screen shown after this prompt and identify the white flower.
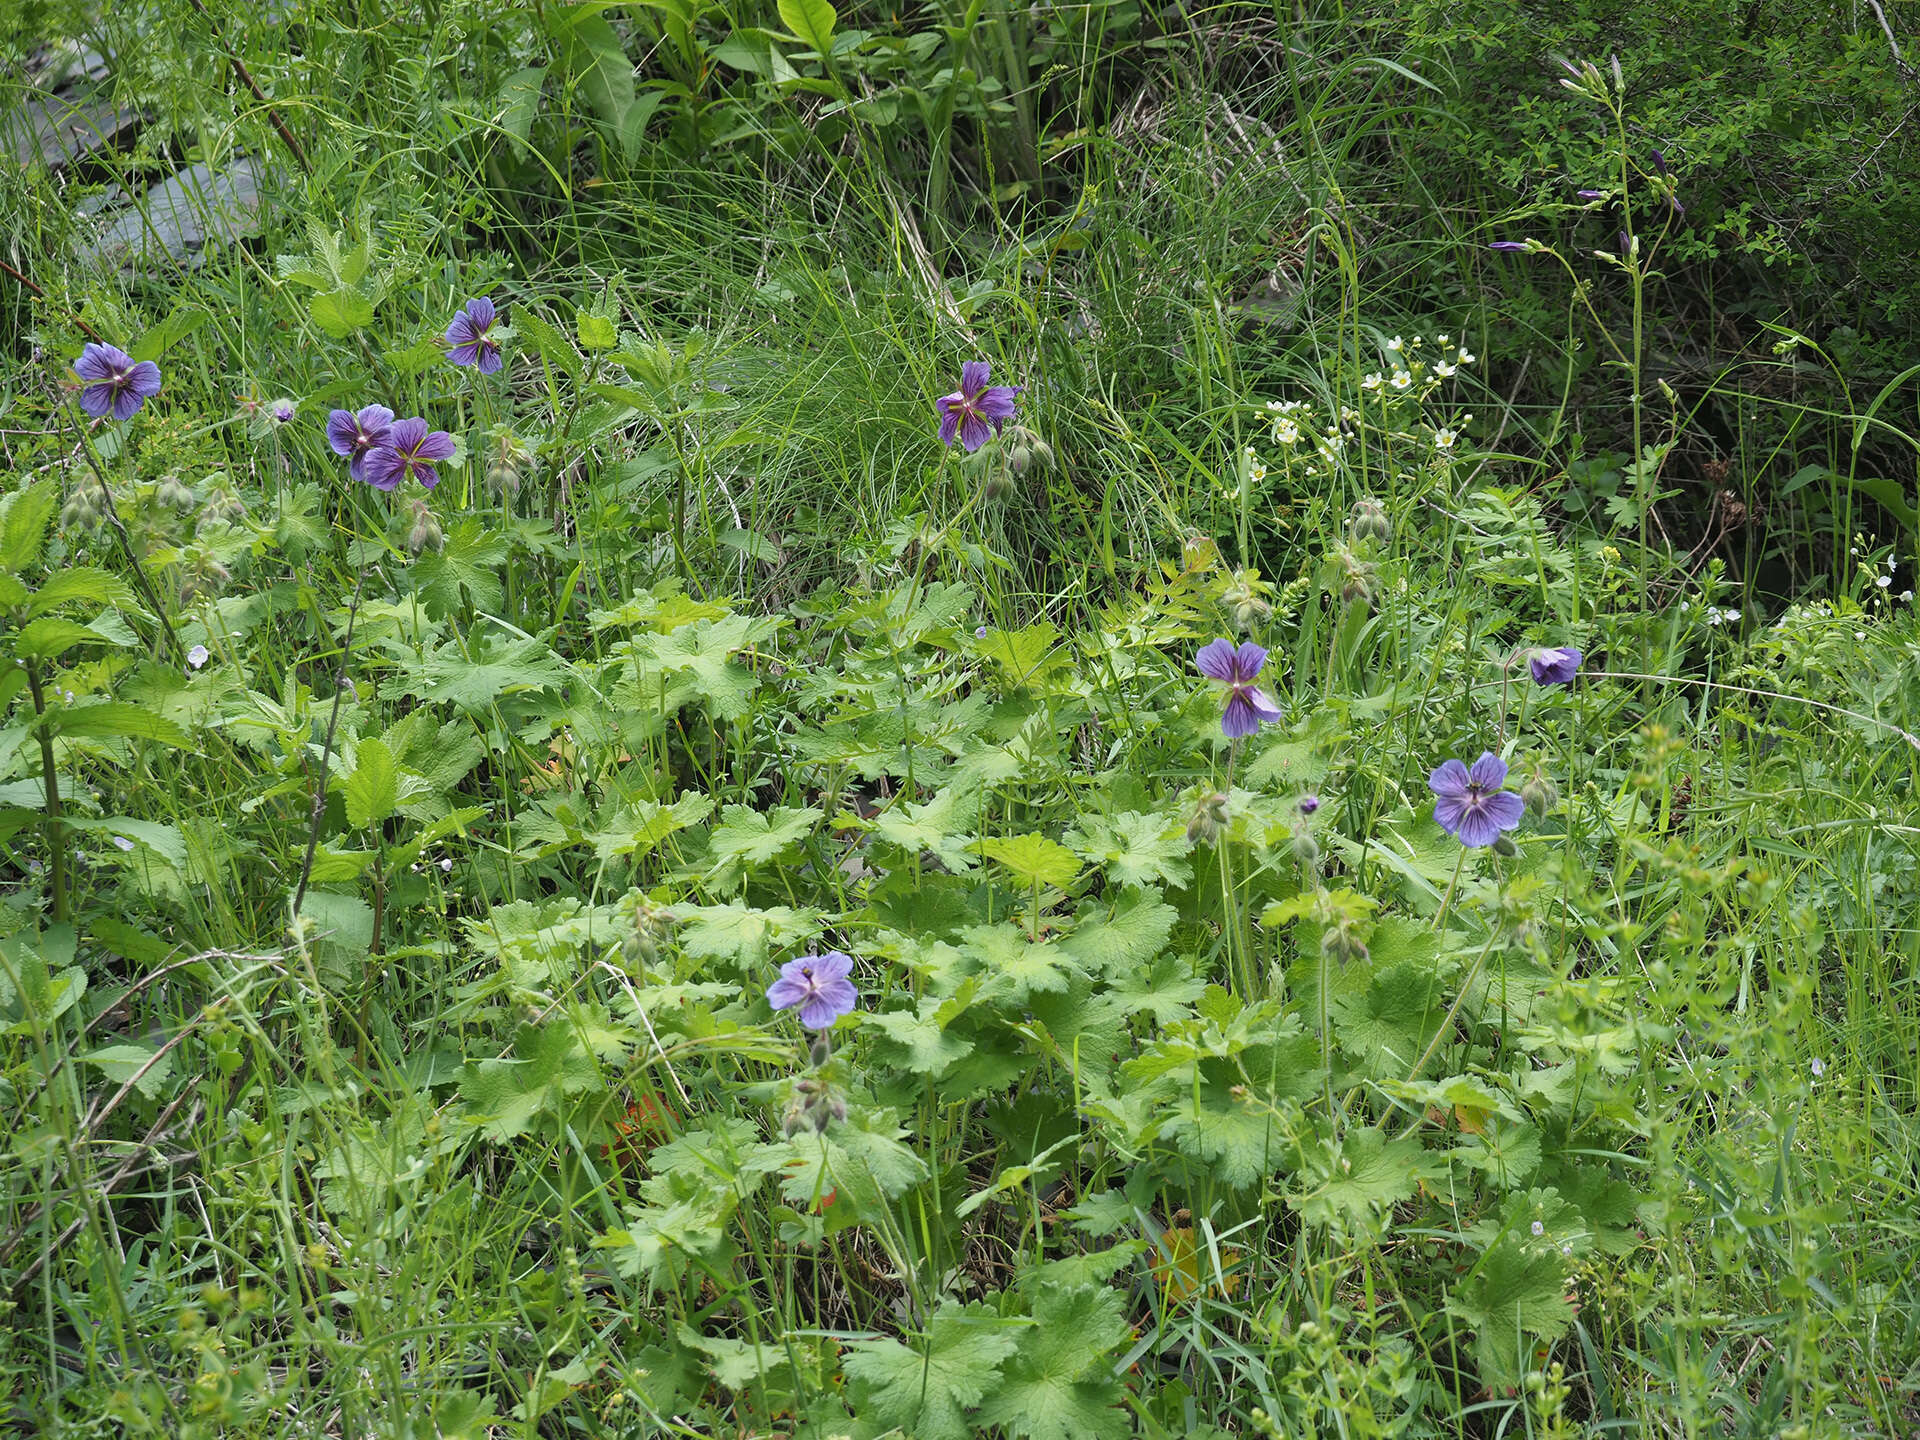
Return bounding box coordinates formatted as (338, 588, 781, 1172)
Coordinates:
(187, 644, 210, 669)
(1274, 420, 1299, 445)
(1386, 336, 1403, 352)
(1876, 575, 1892, 588)
(1339, 406, 1357, 423)
(440, 858, 453, 872)
(1434, 361, 1456, 378)
(1434, 428, 1456, 450)
(1437, 333, 1451, 345)
(1362, 372, 1384, 392)
(1531, 1220, 1545, 1236)
(1902, 590, 1914, 603)
(1390, 371, 1412, 391)
(1811, 1057, 1825, 1077)
(1249, 463, 1267, 483)
(113, 836, 136, 852)
(1456, 347, 1476, 364)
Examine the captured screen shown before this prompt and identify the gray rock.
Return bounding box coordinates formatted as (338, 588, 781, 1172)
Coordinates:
(89, 157, 267, 269)
(2, 93, 140, 169)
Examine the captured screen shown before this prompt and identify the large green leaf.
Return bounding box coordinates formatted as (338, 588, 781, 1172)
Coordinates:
(0, 480, 56, 575)
(778, 0, 838, 58)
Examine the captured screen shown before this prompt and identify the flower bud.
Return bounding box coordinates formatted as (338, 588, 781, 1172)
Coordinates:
(982, 468, 1012, 500)
(1220, 569, 1273, 630)
(405, 498, 445, 555)
(1520, 768, 1560, 816)
(1292, 829, 1320, 870)
(1492, 834, 1519, 857)
(487, 429, 535, 498)
(1187, 790, 1230, 845)
(1350, 497, 1390, 543)
(1320, 916, 1368, 966)
(60, 484, 101, 533)
(1006, 444, 1033, 476)
(157, 474, 196, 511)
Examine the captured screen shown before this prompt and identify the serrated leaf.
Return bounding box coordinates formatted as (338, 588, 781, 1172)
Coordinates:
(344, 737, 399, 829)
(25, 567, 138, 619)
(13, 616, 118, 661)
(976, 832, 1082, 891)
(517, 308, 584, 380)
(870, 782, 981, 873)
(54, 702, 190, 746)
(675, 902, 822, 969)
(1447, 1236, 1576, 1389)
(976, 1284, 1130, 1440)
(1063, 809, 1192, 889)
(865, 996, 975, 1077)
(706, 803, 821, 881)
(842, 1301, 1021, 1440)
(309, 288, 376, 338)
(1287, 1126, 1445, 1235)
(458, 1021, 602, 1142)
(576, 309, 618, 352)
(0, 480, 57, 573)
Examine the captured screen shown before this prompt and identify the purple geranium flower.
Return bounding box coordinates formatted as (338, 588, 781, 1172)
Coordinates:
(767, 951, 858, 1030)
(326, 404, 396, 483)
(72, 343, 162, 420)
(1195, 638, 1283, 739)
(363, 417, 455, 492)
(1429, 752, 1526, 848)
(1489, 240, 1532, 253)
(1528, 646, 1582, 686)
(936, 360, 1020, 452)
(445, 296, 502, 374)
(1576, 189, 1607, 200)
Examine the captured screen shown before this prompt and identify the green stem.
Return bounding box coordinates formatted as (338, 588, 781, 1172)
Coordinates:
(22, 659, 67, 924)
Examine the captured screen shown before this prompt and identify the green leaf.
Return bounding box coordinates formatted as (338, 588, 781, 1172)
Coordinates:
(0, 480, 57, 574)
(128, 303, 210, 362)
(554, 11, 635, 132)
(1286, 1126, 1445, 1236)
(976, 1284, 1130, 1440)
(1446, 1236, 1576, 1389)
(13, 616, 117, 662)
(458, 1021, 602, 1142)
(309, 288, 376, 338)
(496, 65, 547, 147)
(1332, 960, 1448, 1080)
(871, 783, 982, 873)
(24, 567, 138, 619)
(344, 737, 399, 829)
(864, 995, 975, 1077)
(630, 611, 776, 720)
(842, 1301, 1021, 1440)
(576, 309, 618, 352)
(516, 309, 584, 381)
(975, 832, 1082, 891)
(961, 923, 1077, 1001)
(676, 902, 823, 970)
(1063, 809, 1192, 889)
(705, 803, 821, 881)
(777, 0, 838, 56)
(400, 633, 570, 715)
(79, 1042, 173, 1099)
(54, 702, 190, 746)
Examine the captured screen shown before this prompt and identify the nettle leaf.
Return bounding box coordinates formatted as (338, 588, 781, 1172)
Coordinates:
(14, 616, 121, 662)
(344, 736, 398, 829)
(458, 1021, 602, 1141)
(870, 782, 982, 873)
(842, 1301, 1021, 1440)
(706, 803, 821, 882)
(976, 832, 1082, 891)
(1287, 1126, 1445, 1236)
(587, 792, 714, 861)
(25, 567, 138, 618)
(1063, 810, 1192, 889)
(676, 902, 823, 970)
(0, 479, 57, 573)
(864, 995, 975, 1077)
(1447, 1236, 1576, 1390)
(976, 1283, 1131, 1440)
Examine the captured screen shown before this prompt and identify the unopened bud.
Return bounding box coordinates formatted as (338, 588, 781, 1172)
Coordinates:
(1320, 917, 1368, 966)
(1520, 769, 1559, 816)
(1350, 497, 1390, 543)
(1492, 834, 1519, 857)
(982, 468, 1012, 500)
(405, 499, 445, 555)
(157, 475, 195, 511)
(1187, 790, 1230, 844)
(1292, 830, 1320, 869)
(1007, 444, 1033, 476)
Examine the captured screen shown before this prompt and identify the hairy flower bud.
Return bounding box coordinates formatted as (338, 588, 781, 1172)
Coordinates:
(486, 429, 533, 499)
(1350, 497, 1390, 543)
(1320, 915, 1369, 966)
(60, 483, 102, 534)
(405, 498, 446, 556)
(1187, 790, 1230, 845)
(156, 474, 196, 512)
(1220, 568, 1273, 630)
(1520, 767, 1560, 816)
(1338, 553, 1381, 609)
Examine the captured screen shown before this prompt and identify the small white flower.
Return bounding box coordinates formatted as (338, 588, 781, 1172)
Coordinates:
(1339, 406, 1357, 423)
(1361, 372, 1384, 392)
(1274, 420, 1299, 445)
(1876, 575, 1892, 588)
(1390, 371, 1412, 391)
(1386, 336, 1403, 352)
(1437, 333, 1451, 345)
(1249, 463, 1267, 483)
(1856, 630, 1868, 641)
(187, 644, 210, 669)
(1434, 360, 1456, 378)
(1434, 428, 1456, 450)
(1902, 590, 1914, 603)
(1457, 348, 1476, 364)
(113, 836, 135, 852)
(440, 858, 453, 873)
(1811, 1057, 1825, 1077)
(1531, 1220, 1545, 1236)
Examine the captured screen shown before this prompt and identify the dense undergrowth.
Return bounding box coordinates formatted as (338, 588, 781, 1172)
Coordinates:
(2, 0, 1919, 1434)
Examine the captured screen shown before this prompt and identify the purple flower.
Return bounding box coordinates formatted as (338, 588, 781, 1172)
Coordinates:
(1528, 646, 1582, 685)
(1617, 230, 1633, 255)
(1489, 240, 1532, 253)
(936, 360, 1020, 452)
(72, 343, 162, 420)
(1576, 189, 1607, 200)
(1298, 794, 1320, 816)
(327, 404, 396, 482)
(1429, 752, 1526, 848)
(445, 296, 502, 374)
(363, 417, 455, 492)
(767, 951, 858, 1030)
(1650, 148, 1669, 177)
(1195, 638, 1282, 739)
(268, 397, 297, 425)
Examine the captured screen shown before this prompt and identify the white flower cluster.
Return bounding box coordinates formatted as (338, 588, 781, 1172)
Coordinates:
(1850, 539, 1911, 611)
